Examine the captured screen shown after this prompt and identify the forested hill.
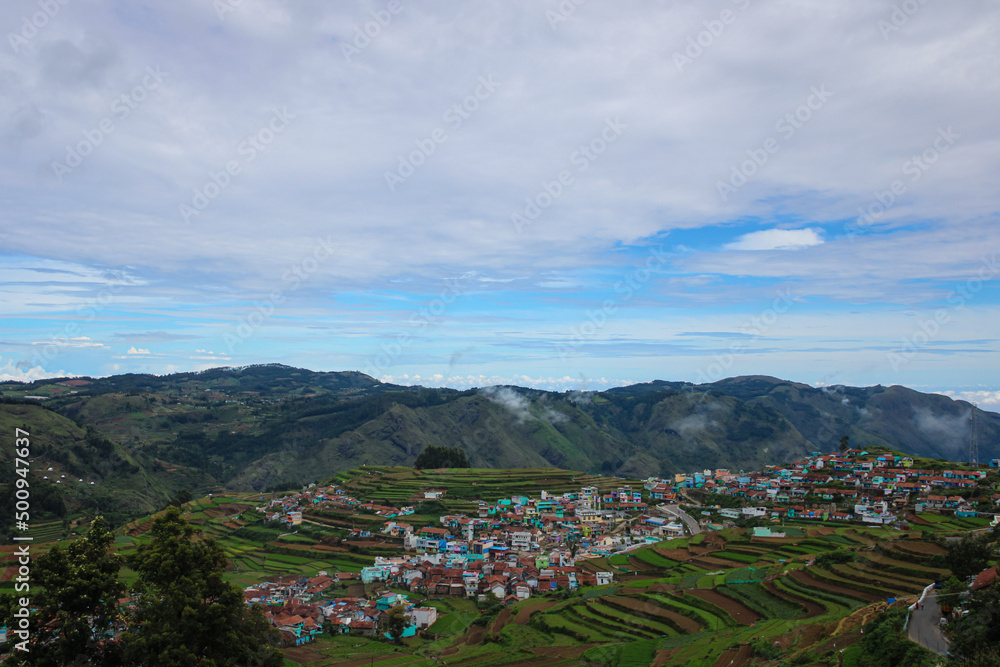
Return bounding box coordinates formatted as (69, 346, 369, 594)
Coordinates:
(1, 365, 996, 526)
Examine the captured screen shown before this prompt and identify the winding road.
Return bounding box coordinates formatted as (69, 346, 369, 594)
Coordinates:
(908, 589, 949, 656)
(656, 503, 703, 535)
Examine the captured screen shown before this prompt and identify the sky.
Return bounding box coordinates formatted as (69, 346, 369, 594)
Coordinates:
(1, 0, 999, 408)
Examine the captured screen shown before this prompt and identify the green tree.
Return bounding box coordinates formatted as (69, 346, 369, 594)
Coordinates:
(946, 532, 994, 581)
(0, 516, 126, 665)
(413, 445, 469, 469)
(856, 607, 936, 667)
(119, 507, 283, 666)
(385, 604, 408, 643)
(946, 581, 1000, 664)
(839, 435, 850, 453)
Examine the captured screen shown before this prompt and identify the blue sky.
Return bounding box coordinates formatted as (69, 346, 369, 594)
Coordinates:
(1, 1, 999, 408)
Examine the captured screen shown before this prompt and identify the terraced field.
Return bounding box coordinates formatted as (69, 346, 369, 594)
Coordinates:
(4, 465, 984, 666)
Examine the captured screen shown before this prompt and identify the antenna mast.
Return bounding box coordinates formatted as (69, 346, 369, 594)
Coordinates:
(969, 404, 979, 467)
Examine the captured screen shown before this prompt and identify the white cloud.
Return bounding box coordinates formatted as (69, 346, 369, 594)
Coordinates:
(126, 346, 151, 355)
(725, 229, 824, 251)
(0, 358, 75, 383)
(935, 390, 1000, 411)
(31, 337, 107, 349)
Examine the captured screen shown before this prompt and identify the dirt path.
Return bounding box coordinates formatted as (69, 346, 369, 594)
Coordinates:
(790, 569, 882, 603)
(686, 589, 762, 625)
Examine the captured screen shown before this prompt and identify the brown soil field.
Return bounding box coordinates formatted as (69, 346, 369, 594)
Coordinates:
(605, 596, 702, 634)
(711, 643, 752, 667)
(202, 502, 254, 518)
(460, 624, 485, 645)
(906, 513, 933, 526)
(686, 589, 762, 625)
(789, 569, 881, 602)
(528, 644, 600, 660)
(655, 547, 695, 561)
(491, 607, 511, 634)
(858, 551, 947, 576)
(893, 540, 947, 556)
(763, 580, 824, 619)
(693, 556, 751, 569)
(514, 601, 556, 624)
(652, 648, 682, 666)
(626, 555, 661, 572)
(807, 527, 836, 537)
(648, 582, 678, 593)
(282, 645, 323, 663)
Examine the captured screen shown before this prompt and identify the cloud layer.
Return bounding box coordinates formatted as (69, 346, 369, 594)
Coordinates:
(1, 0, 997, 400)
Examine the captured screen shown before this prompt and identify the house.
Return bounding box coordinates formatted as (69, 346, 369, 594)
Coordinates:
(409, 607, 438, 629)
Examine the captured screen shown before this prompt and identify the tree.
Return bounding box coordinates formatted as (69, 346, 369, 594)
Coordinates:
(385, 604, 408, 643)
(413, 445, 469, 469)
(839, 435, 850, 453)
(119, 507, 283, 666)
(946, 581, 1000, 664)
(856, 607, 936, 666)
(946, 532, 994, 581)
(0, 516, 126, 665)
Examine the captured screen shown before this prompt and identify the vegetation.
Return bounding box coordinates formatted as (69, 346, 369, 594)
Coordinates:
(413, 444, 470, 469)
(0, 508, 283, 666)
(0, 517, 125, 665)
(946, 532, 995, 581)
(856, 607, 937, 667)
(3, 366, 998, 534)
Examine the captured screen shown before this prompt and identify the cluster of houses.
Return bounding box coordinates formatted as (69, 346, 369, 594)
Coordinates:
(666, 449, 998, 526)
(243, 573, 440, 644)
(239, 449, 999, 644)
(242, 557, 615, 644)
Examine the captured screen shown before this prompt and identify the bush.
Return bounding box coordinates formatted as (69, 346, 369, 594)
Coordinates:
(752, 638, 782, 660)
(816, 549, 857, 567)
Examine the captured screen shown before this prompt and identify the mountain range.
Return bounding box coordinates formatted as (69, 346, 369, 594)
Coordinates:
(1, 365, 996, 528)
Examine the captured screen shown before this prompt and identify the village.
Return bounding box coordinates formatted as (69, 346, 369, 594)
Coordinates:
(244, 448, 1000, 644)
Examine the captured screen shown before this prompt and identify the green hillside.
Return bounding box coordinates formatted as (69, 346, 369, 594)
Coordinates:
(1, 366, 997, 526)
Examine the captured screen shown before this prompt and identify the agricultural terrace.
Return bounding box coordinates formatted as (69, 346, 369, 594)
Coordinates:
(4, 466, 992, 666)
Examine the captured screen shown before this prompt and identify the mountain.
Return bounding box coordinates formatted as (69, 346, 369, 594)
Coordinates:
(1, 366, 997, 523)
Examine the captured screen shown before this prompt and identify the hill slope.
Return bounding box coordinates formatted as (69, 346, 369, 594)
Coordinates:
(2, 367, 997, 499)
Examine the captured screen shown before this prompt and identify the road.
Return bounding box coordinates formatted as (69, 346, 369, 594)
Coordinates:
(656, 504, 702, 535)
(908, 589, 949, 656)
